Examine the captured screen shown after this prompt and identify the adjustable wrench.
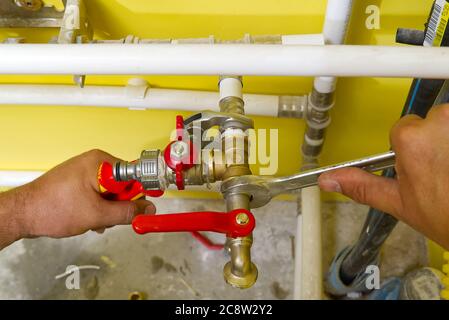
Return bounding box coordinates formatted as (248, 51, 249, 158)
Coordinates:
(221, 150, 396, 208)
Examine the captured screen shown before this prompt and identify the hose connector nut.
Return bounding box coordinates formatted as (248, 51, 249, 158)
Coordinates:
(113, 149, 167, 190)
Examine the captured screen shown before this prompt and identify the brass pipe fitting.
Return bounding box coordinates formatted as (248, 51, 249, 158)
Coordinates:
(219, 96, 245, 115)
(170, 149, 226, 186)
(223, 193, 258, 289)
(302, 88, 334, 159)
(219, 76, 257, 288)
(202, 148, 227, 182)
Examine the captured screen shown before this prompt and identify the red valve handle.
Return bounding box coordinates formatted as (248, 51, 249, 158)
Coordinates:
(97, 161, 163, 201)
(132, 209, 255, 238)
(163, 115, 196, 190)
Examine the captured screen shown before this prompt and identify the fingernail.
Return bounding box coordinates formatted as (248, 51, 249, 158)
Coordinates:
(145, 204, 156, 214)
(319, 179, 342, 193)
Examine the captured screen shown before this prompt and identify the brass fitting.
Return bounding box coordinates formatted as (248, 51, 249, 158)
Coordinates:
(302, 88, 334, 160)
(170, 149, 226, 186)
(219, 76, 258, 289)
(219, 96, 245, 115)
(223, 234, 258, 289)
(202, 148, 227, 182)
(223, 193, 257, 289)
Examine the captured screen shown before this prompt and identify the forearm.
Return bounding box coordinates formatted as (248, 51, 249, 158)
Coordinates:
(0, 187, 28, 250)
(0, 149, 155, 250)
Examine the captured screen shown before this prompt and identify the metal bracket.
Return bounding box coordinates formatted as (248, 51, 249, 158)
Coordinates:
(0, 0, 67, 28)
(184, 110, 254, 132)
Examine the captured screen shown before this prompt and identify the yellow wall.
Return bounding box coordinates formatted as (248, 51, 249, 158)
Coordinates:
(0, 0, 434, 172)
(0, 0, 445, 264)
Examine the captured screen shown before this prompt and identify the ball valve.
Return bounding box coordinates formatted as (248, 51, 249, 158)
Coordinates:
(98, 76, 259, 289)
(97, 112, 258, 288)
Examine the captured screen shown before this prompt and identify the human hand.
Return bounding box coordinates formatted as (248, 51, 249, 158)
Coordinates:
(318, 104, 449, 249)
(7, 149, 155, 240)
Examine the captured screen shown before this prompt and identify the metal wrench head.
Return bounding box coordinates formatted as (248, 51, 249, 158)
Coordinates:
(221, 151, 397, 209)
(220, 175, 272, 209)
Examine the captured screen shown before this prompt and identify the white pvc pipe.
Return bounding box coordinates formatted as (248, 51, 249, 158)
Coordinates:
(219, 77, 243, 101)
(323, 0, 353, 45)
(295, 0, 353, 301)
(293, 212, 303, 299)
(0, 171, 43, 188)
(0, 44, 449, 78)
(0, 84, 281, 117)
(314, 0, 353, 91)
(299, 186, 323, 300)
(281, 34, 324, 45)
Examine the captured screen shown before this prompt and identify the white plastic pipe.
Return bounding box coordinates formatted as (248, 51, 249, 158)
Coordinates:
(0, 171, 43, 188)
(281, 34, 324, 45)
(314, 0, 353, 91)
(323, 0, 353, 45)
(0, 84, 281, 117)
(293, 211, 303, 299)
(295, 0, 353, 300)
(299, 186, 323, 299)
(1, 44, 449, 78)
(219, 77, 243, 101)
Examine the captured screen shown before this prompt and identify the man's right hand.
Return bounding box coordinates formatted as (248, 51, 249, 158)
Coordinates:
(318, 104, 449, 250)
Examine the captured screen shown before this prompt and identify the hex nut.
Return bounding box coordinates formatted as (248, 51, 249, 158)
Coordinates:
(170, 141, 188, 161)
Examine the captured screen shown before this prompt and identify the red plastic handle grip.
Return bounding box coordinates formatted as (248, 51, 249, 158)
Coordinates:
(98, 161, 163, 201)
(132, 209, 255, 238)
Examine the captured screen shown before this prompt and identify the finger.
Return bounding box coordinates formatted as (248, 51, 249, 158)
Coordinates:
(135, 198, 157, 215)
(425, 102, 449, 121)
(318, 167, 402, 217)
(98, 198, 156, 227)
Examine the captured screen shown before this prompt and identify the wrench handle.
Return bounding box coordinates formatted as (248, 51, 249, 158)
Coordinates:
(268, 151, 396, 195)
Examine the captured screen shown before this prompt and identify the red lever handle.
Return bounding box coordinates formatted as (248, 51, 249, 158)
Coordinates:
(132, 209, 255, 238)
(98, 161, 163, 201)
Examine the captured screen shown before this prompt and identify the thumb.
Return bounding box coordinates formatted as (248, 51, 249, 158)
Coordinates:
(317, 167, 402, 217)
(99, 198, 156, 227)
